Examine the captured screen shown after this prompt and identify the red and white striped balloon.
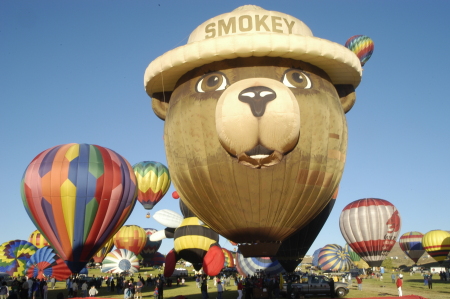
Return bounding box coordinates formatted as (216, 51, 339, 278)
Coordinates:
(339, 198, 401, 267)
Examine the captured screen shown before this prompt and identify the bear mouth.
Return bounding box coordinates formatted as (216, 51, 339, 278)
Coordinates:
(236, 145, 283, 168)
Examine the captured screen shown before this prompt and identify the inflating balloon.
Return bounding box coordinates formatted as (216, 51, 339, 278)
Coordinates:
(140, 228, 162, 264)
(101, 249, 139, 274)
(318, 244, 353, 272)
(113, 225, 147, 256)
(399, 231, 425, 264)
(21, 143, 137, 273)
(345, 35, 374, 66)
(339, 198, 401, 267)
(145, 5, 365, 256)
(0, 240, 37, 276)
(28, 230, 50, 249)
(422, 230, 450, 264)
(149, 252, 165, 266)
(25, 246, 72, 280)
(235, 250, 283, 277)
(92, 237, 114, 264)
(222, 248, 235, 267)
(133, 161, 171, 210)
(311, 248, 321, 267)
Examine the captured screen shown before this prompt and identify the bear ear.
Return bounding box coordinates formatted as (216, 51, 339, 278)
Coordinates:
(335, 84, 356, 113)
(151, 92, 172, 121)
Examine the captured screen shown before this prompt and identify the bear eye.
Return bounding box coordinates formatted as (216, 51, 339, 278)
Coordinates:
(196, 72, 228, 93)
(282, 69, 312, 89)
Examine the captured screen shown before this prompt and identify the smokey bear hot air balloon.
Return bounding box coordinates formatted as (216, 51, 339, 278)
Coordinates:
(422, 230, 450, 264)
(21, 143, 138, 273)
(133, 161, 171, 210)
(399, 231, 425, 264)
(339, 198, 401, 267)
(144, 5, 366, 257)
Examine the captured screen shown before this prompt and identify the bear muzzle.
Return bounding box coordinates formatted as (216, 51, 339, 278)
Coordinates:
(215, 78, 300, 168)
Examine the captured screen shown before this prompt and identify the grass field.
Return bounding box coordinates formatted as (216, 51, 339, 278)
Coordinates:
(36, 267, 450, 299)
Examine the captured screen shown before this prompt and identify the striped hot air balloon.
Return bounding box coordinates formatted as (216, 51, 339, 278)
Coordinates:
(21, 143, 138, 273)
(133, 161, 171, 210)
(0, 240, 37, 277)
(28, 230, 50, 249)
(340, 198, 401, 267)
(422, 230, 450, 264)
(318, 244, 353, 272)
(25, 246, 72, 280)
(102, 249, 139, 274)
(222, 248, 235, 267)
(113, 225, 147, 256)
(345, 35, 374, 66)
(140, 228, 162, 264)
(399, 232, 425, 264)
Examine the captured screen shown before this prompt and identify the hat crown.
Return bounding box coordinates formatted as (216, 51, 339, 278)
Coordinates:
(188, 5, 313, 44)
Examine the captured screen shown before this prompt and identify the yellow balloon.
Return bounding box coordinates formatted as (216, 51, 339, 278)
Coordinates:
(422, 230, 450, 263)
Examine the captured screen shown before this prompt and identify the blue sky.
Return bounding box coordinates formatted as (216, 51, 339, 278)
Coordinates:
(2, 0, 450, 260)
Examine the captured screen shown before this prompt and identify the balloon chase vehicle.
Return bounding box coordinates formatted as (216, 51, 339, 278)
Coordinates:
(145, 5, 370, 256)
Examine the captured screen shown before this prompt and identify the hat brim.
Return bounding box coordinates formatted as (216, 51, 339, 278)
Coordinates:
(144, 33, 362, 96)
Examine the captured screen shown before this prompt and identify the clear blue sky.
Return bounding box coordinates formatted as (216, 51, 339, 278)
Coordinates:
(2, 1, 449, 260)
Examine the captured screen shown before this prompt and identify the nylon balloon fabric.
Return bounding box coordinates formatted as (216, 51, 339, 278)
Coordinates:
(140, 228, 162, 264)
(345, 35, 374, 66)
(339, 198, 401, 267)
(0, 240, 37, 276)
(318, 244, 353, 272)
(133, 161, 171, 210)
(92, 237, 114, 263)
(25, 246, 71, 280)
(21, 143, 138, 273)
(399, 232, 425, 264)
(101, 248, 139, 274)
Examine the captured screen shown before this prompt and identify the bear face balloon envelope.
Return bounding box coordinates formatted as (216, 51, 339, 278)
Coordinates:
(144, 5, 363, 256)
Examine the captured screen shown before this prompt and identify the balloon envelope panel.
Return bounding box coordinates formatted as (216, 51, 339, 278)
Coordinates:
(339, 198, 401, 267)
(0, 240, 37, 276)
(399, 231, 425, 263)
(25, 246, 72, 280)
(21, 143, 137, 273)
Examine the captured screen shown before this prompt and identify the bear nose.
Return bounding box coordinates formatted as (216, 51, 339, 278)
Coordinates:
(238, 86, 276, 117)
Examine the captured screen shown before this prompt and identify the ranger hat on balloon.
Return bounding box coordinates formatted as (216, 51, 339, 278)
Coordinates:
(145, 5, 362, 98)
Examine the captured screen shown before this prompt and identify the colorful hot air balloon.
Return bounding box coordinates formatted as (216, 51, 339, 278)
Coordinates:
(149, 252, 165, 266)
(101, 249, 140, 274)
(339, 198, 401, 267)
(25, 246, 72, 280)
(21, 143, 138, 273)
(318, 244, 353, 272)
(133, 161, 171, 210)
(344, 244, 361, 262)
(140, 228, 162, 264)
(311, 248, 322, 267)
(113, 225, 147, 256)
(399, 232, 426, 264)
(92, 237, 115, 264)
(222, 248, 235, 268)
(422, 230, 450, 264)
(345, 35, 374, 66)
(28, 230, 50, 249)
(0, 240, 37, 276)
(235, 250, 283, 277)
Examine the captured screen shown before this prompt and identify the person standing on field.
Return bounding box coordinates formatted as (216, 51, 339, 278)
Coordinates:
(396, 274, 403, 297)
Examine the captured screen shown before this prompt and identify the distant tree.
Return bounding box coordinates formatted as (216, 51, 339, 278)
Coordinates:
(382, 258, 393, 269)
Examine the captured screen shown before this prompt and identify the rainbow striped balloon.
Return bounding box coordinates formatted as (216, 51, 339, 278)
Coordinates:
(318, 244, 353, 272)
(21, 143, 137, 273)
(0, 240, 37, 277)
(133, 161, 171, 210)
(25, 246, 72, 280)
(345, 35, 374, 66)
